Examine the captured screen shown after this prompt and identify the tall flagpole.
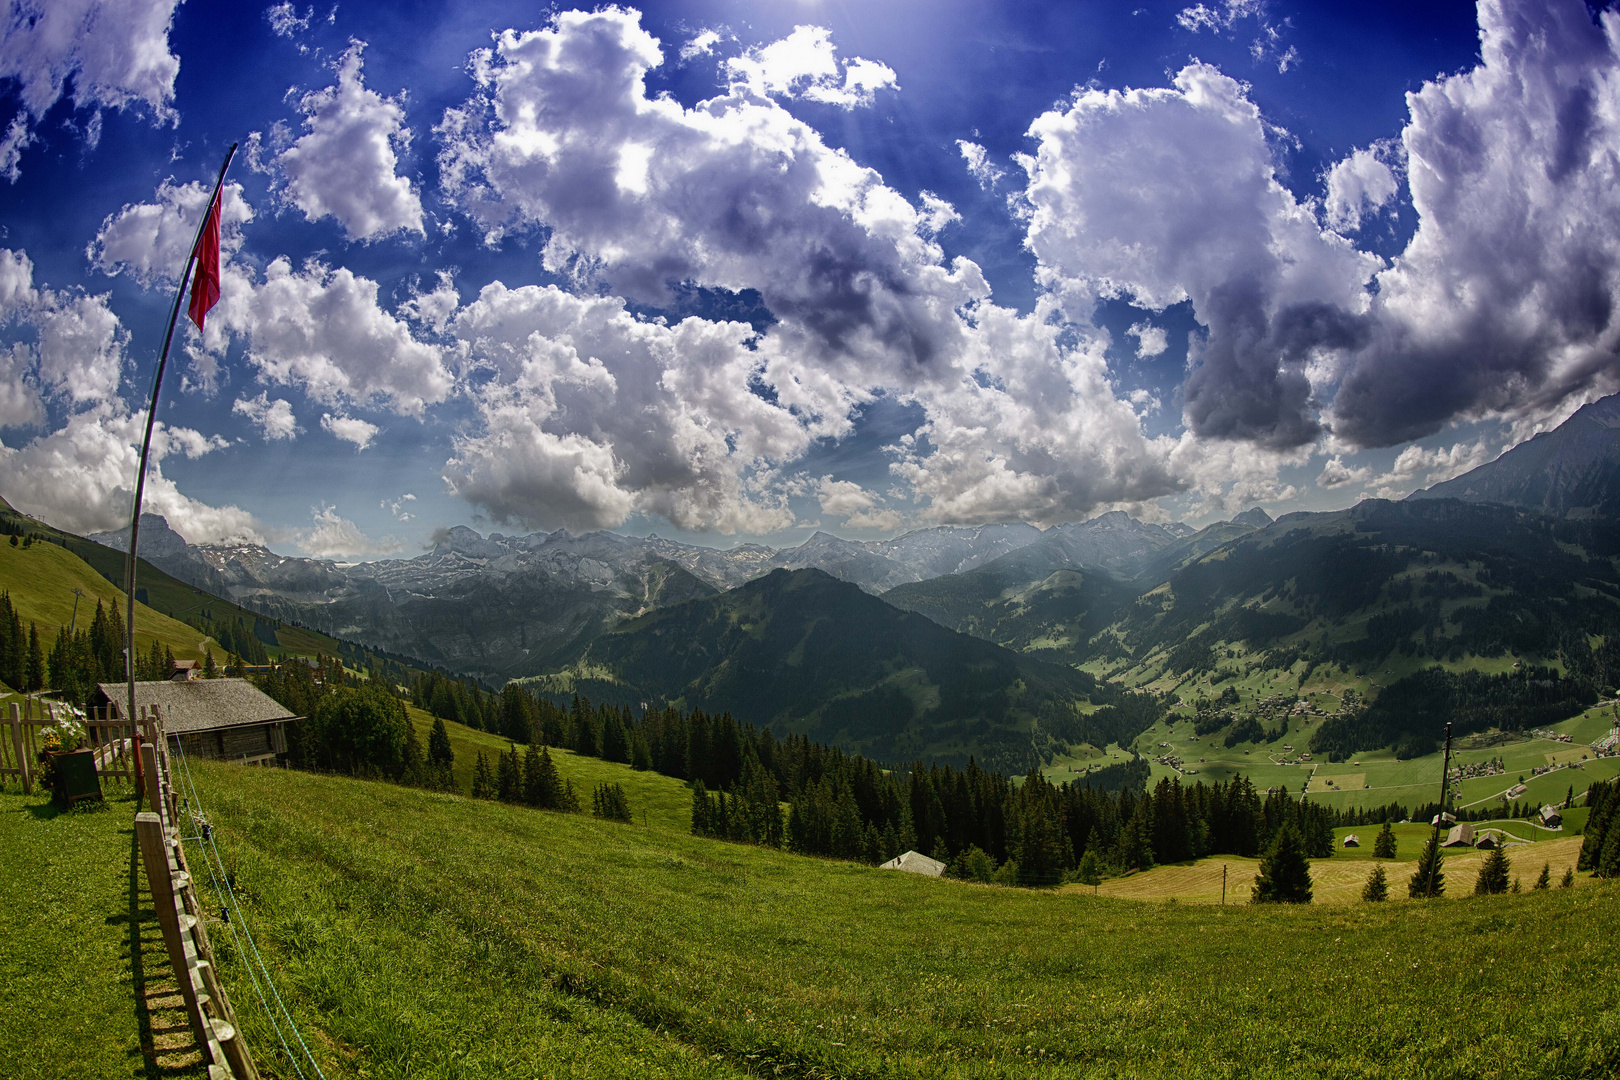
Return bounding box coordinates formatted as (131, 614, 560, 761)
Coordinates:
(124, 143, 236, 743)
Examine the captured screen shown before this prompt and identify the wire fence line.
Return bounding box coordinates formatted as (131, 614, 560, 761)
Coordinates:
(168, 726, 327, 1080)
(132, 704, 329, 1080)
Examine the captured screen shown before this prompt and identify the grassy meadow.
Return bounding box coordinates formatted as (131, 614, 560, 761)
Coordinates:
(29, 755, 1604, 1080)
(0, 539, 214, 661)
(0, 785, 207, 1078)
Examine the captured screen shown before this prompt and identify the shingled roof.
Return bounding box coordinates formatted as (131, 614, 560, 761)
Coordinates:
(94, 679, 300, 734)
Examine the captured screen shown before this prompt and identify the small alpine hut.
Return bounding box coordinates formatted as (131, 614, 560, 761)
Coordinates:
(1539, 805, 1564, 828)
(1342, 834, 1360, 848)
(1443, 822, 1476, 848)
(1474, 833, 1497, 850)
(92, 676, 301, 766)
(878, 850, 947, 878)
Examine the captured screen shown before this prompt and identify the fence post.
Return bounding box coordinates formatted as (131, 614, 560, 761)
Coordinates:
(9, 704, 30, 795)
(135, 811, 215, 1066)
(142, 739, 161, 810)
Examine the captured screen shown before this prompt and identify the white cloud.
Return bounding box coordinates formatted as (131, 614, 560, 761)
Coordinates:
(400, 271, 460, 333)
(1175, 1, 1296, 73)
(0, 344, 43, 428)
(680, 29, 722, 62)
(443, 282, 804, 533)
(917, 192, 959, 236)
(0, 246, 128, 407)
(1022, 62, 1381, 448)
(232, 392, 300, 440)
(724, 25, 897, 109)
(89, 180, 254, 286)
(384, 493, 415, 521)
(0, 404, 261, 544)
(437, 8, 1183, 531)
(1176, 2, 1261, 34)
(277, 41, 425, 241)
(321, 412, 379, 450)
(0, 114, 33, 183)
(295, 505, 402, 559)
(1323, 143, 1400, 232)
(816, 477, 903, 531)
(92, 181, 450, 416)
(1316, 455, 1370, 489)
(266, 3, 312, 42)
(957, 140, 1005, 190)
(1329, 0, 1620, 447)
(210, 256, 452, 415)
(891, 298, 1183, 526)
(1365, 439, 1493, 500)
(438, 8, 983, 427)
(0, 0, 182, 180)
(1126, 321, 1168, 358)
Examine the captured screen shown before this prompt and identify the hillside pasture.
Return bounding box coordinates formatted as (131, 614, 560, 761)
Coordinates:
(1080, 835, 1589, 905)
(0, 540, 213, 661)
(406, 706, 694, 832)
(143, 760, 1620, 1080)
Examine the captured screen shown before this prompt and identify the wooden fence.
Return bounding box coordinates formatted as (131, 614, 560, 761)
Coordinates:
(0, 698, 144, 795)
(137, 703, 258, 1080)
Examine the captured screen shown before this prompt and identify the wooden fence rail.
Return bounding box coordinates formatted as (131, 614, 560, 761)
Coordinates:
(0, 698, 144, 793)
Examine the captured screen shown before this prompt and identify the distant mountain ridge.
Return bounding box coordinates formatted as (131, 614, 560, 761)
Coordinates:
(1410, 392, 1620, 517)
(568, 567, 1114, 773)
(89, 509, 1253, 681)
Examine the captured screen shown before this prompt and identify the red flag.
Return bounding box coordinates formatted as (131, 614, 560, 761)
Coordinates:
(187, 190, 222, 331)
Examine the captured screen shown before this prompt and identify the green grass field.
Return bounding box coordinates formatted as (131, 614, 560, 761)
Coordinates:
(0, 786, 207, 1077)
(406, 706, 694, 831)
(0, 540, 214, 662)
(28, 758, 1603, 1080)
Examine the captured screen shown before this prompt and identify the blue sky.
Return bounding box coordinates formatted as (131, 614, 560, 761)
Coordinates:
(1, 1, 1617, 558)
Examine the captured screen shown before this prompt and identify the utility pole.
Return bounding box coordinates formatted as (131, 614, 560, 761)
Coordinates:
(1426, 722, 1453, 899)
(1221, 863, 1228, 905)
(68, 587, 85, 634)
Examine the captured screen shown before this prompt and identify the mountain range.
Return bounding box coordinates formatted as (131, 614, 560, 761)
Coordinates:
(66, 391, 1620, 764)
(89, 511, 1238, 680)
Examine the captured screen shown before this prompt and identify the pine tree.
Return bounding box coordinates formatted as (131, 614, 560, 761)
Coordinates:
(24, 624, 44, 692)
(1409, 832, 1446, 898)
(400, 720, 425, 785)
(691, 779, 713, 836)
(1559, 866, 1575, 888)
(470, 751, 495, 799)
(1474, 845, 1510, 895)
(558, 779, 581, 813)
(204, 647, 217, 678)
(1252, 820, 1312, 903)
(1510, 877, 1521, 893)
(592, 782, 632, 821)
(428, 719, 454, 789)
(523, 742, 546, 806)
(496, 744, 521, 802)
(1361, 864, 1389, 902)
(1116, 813, 1155, 872)
(1533, 862, 1550, 890)
(1373, 821, 1397, 859)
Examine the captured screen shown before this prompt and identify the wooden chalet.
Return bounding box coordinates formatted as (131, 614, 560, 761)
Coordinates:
(1443, 822, 1476, 848)
(92, 678, 301, 766)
